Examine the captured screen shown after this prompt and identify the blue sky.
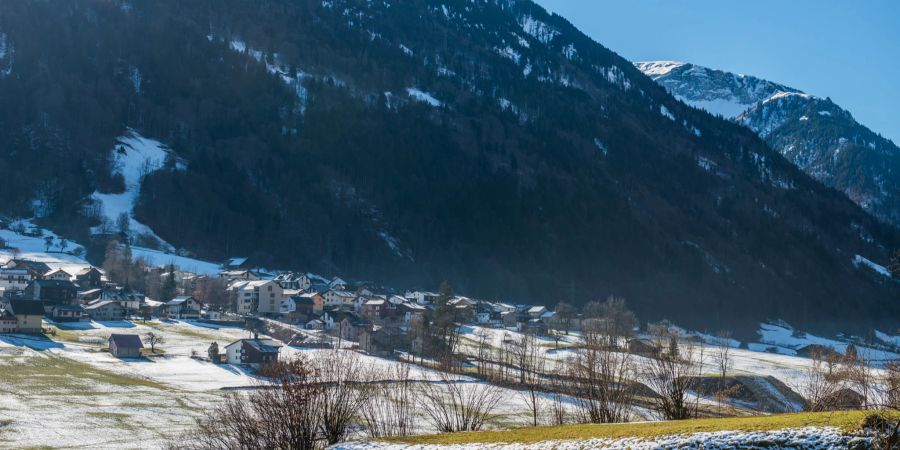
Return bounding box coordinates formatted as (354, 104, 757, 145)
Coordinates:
(535, 0, 900, 143)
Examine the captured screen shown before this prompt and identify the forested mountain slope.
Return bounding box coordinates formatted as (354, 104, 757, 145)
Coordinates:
(0, 0, 897, 333)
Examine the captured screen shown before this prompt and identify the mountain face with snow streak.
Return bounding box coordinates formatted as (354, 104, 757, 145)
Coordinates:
(0, 1, 898, 334)
(636, 61, 900, 227)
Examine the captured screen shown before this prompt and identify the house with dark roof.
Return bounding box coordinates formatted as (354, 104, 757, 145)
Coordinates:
(338, 313, 371, 341)
(74, 267, 103, 289)
(163, 295, 202, 319)
(3, 260, 51, 279)
(108, 334, 143, 358)
(24, 279, 78, 304)
(280, 295, 316, 324)
(83, 300, 126, 321)
(49, 304, 84, 322)
(360, 326, 407, 356)
(6, 300, 44, 333)
(224, 338, 281, 368)
(0, 309, 17, 333)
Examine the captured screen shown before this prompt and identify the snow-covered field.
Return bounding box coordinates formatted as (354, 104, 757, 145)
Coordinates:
(1, 217, 221, 276)
(0, 319, 893, 448)
(0, 219, 92, 275)
(0, 320, 255, 449)
(334, 426, 868, 450)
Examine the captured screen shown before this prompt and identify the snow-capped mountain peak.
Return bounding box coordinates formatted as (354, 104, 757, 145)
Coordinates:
(634, 60, 685, 78)
(637, 60, 900, 226)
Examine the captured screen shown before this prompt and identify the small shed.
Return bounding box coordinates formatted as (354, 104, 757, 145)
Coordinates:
(109, 334, 144, 358)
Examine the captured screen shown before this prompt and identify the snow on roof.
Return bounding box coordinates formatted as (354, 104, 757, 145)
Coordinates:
(166, 296, 193, 305)
(83, 300, 121, 310)
(329, 290, 355, 297)
(226, 257, 248, 266)
(226, 338, 281, 353)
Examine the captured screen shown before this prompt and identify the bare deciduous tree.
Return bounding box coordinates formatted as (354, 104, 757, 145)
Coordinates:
(178, 351, 375, 449)
(569, 321, 637, 423)
(360, 362, 414, 438)
(315, 351, 376, 445)
(145, 331, 164, 353)
(712, 330, 733, 378)
(512, 333, 546, 426)
(641, 332, 704, 420)
(796, 349, 845, 412)
(178, 357, 323, 450)
(419, 371, 502, 432)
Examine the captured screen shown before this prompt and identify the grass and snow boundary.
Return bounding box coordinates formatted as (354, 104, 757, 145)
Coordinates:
(335, 427, 866, 449)
(338, 411, 874, 449)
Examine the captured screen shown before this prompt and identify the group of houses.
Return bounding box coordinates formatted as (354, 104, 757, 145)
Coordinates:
(216, 257, 571, 356)
(0, 258, 204, 333)
(0, 253, 574, 365)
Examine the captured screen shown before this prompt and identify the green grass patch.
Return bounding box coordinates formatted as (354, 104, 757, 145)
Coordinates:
(0, 354, 168, 394)
(390, 410, 875, 445)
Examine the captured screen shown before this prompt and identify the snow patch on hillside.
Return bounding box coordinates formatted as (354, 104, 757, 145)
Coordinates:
(518, 16, 558, 44)
(89, 131, 181, 252)
(677, 96, 753, 119)
(0, 220, 92, 275)
(758, 322, 899, 362)
(406, 88, 443, 106)
(593, 138, 608, 155)
(0, 31, 13, 77)
(130, 246, 221, 275)
(660, 105, 675, 121)
(853, 254, 892, 278)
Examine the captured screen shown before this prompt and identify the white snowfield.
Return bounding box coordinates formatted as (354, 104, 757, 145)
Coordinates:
(1, 218, 221, 276)
(90, 131, 179, 248)
(332, 426, 867, 450)
(0, 219, 91, 275)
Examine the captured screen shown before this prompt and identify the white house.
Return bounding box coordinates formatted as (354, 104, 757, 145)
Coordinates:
(527, 306, 548, 317)
(224, 338, 281, 367)
(0, 268, 31, 292)
(324, 290, 356, 308)
(232, 280, 283, 315)
(164, 296, 202, 319)
(44, 269, 72, 281)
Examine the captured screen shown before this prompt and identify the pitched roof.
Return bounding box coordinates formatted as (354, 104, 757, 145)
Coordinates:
(109, 334, 143, 348)
(225, 338, 281, 353)
(75, 267, 101, 276)
(166, 295, 194, 306)
(44, 269, 71, 278)
(225, 257, 248, 267)
(8, 300, 44, 316)
(83, 300, 123, 311)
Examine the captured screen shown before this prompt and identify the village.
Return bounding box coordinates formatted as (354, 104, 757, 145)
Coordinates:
(0, 250, 574, 362)
(2, 222, 900, 449)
